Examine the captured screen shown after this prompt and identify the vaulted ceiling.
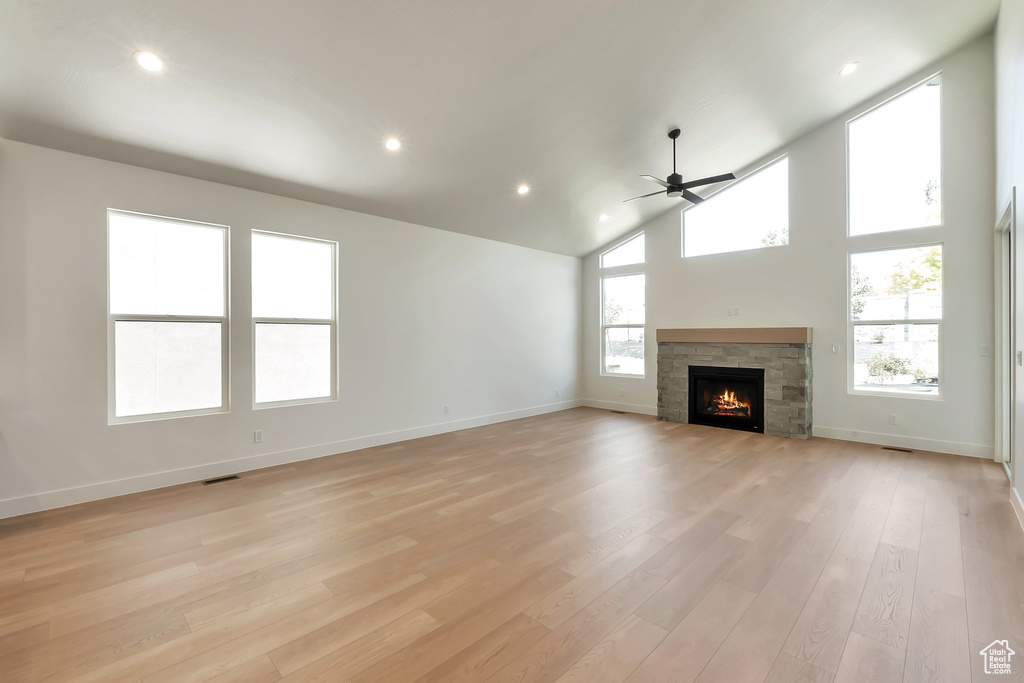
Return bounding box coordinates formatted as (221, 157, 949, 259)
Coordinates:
(0, 0, 999, 256)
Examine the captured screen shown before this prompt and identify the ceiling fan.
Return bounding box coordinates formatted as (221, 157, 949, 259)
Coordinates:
(624, 129, 735, 204)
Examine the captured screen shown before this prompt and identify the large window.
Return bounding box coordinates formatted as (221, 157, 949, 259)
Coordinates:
(850, 245, 942, 396)
(252, 231, 337, 406)
(682, 157, 788, 258)
(601, 273, 645, 377)
(848, 76, 941, 236)
(108, 210, 228, 421)
(600, 233, 646, 377)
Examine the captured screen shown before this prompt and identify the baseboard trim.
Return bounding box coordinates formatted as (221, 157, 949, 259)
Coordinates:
(0, 399, 583, 520)
(578, 399, 657, 416)
(3, 404, 995, 519)
(813, 426, 993, 459)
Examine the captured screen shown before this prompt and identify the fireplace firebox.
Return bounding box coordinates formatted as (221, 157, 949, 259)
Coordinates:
(688, 366, 765, 433)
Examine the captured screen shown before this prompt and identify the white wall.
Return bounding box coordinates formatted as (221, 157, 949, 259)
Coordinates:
(582, 35, 996, 458)
(997, 0, 1024, 503)
(997, 0, 1024, 209)
(0, 140, 582, 518)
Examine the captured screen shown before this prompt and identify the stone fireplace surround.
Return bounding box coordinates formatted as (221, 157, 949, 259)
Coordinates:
(656, 327, 812, 439)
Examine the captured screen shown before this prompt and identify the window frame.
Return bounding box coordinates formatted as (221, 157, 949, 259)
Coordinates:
(681, 155, 789, 259)
(845, 72, 944, 238)
(600, 268, 646, 380)
(599, 232, 645, 269)
(251, 229, 339, 409)
(847, 242, 944, 400)
(106, 209, 231, 424)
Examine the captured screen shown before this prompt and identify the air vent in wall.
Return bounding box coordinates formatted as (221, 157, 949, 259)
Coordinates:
(202, 475, 240, 485)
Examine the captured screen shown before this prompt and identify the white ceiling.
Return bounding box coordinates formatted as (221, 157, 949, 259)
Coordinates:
(0, 0, 999, 256)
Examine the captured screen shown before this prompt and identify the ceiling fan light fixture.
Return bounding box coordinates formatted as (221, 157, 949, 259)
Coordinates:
(623, 129, 735, 204)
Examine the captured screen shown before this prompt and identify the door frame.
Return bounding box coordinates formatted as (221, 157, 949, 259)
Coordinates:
(995, 187, 1017, 482)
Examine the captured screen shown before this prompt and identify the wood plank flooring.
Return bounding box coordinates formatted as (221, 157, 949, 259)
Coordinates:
(0, 407, 1021, 682)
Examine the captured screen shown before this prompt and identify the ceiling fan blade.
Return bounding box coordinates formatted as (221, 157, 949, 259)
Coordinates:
(623, 190, 666, 203)
(680, 173, 735, 190)
(682, 189, 705, 204)
(640, 175, 671, 188)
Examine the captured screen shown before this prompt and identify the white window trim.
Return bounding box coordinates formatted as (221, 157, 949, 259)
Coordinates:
(600, 268, 646, 379)
(847, 242, 944, 401)
(845, 72, 944, 238)
(251, 230, 339, 409)
(107, 209, 231, 425)
(681, 155, 790, 258)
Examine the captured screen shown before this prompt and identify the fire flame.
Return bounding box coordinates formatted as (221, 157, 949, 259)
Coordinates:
(709, 387, 751, 417)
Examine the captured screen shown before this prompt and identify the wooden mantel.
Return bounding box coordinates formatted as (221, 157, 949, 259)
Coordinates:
(656, 327, 813, 344)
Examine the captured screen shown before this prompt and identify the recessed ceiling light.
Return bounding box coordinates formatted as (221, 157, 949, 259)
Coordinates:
(517, 184, 530, 195)
(133, 50, 165, 73)
(385, 137, 402, 151)
(839, 62, 859, 76)
(598, 214, 610, 222)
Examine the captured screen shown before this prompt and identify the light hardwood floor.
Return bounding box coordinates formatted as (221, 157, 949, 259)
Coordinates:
(1, 407, 1022, 682)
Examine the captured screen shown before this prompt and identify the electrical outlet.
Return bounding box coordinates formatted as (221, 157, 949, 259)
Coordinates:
(253, 430, 263, 444)
(555, 388, 560, 397)
(888, 414, 897, 425)
(832, 343, 840, 354)
(619, 389, 626, 398)
(733, 306, 739, 316)
(444, 404, 450, 415)
(980, 345, 991, 356)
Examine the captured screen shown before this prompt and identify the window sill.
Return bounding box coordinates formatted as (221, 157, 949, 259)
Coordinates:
(847, 221, 944, 238)
(253, 396, 338, 410)
(848, 388, 943, 401)
(682, 241, 789, 259)
(109, 405, 229, 425)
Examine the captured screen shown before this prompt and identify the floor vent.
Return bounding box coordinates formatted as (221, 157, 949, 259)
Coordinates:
(610, 410, 627, 414)
(882, 446, 913, 453)
(202, 475, 240, 486)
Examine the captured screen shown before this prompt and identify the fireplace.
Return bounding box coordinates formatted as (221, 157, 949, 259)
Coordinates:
(657, 328, 811, 438)
(688, 366, 765, 434)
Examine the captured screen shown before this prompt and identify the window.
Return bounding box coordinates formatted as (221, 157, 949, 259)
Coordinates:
(252, 231, 336, 406)
(600, 233, 645, 268)
(850, 245, 942, 396)
(601, 273, 645, 376)
(682, 157, 788, 257)
(599, 231, 645, 377)
(848, 76, 941, 236)
(108, 210, 228, 421)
